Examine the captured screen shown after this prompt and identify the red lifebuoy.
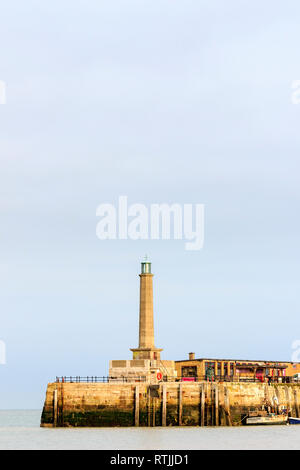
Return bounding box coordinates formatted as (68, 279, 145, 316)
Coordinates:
(157, 372, 163, 381)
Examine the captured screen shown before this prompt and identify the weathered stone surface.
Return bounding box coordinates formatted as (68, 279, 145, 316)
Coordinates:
(40, 382, 300, 427)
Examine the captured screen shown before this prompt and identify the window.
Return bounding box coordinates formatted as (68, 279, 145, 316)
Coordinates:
(182, 366, 197, 378)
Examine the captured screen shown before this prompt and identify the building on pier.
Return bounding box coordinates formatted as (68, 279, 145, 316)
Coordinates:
(175, 353, 300, 381)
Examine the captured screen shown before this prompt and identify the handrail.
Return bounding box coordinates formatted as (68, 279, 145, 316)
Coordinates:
(55, 375, 298, 384)
(55, 376, 148, 383)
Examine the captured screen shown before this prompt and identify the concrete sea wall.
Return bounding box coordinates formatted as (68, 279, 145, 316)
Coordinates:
(41, 382, 300, 427)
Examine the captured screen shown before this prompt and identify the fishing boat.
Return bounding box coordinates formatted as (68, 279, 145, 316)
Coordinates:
(288, 417, 300, 425)
(246, 414, 288, 425)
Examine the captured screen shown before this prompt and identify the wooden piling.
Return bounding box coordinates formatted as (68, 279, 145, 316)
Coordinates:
(60, 383, 64, 427)
(264, 383, 269, 402)
(162, 384, 167, 426)
(135, 385, 139, 427)
(215, 384, 219, 426)
(147, 387, 151, 427)
(285, 386, 292, 416)
(53, 389, 58, 427)
(293, 389, 299, 418)
(152, 398, 156, 427)
(224, 387, 232, 426)
(210, 383, 214, 426)
(200, 384, 205, 426)
(178, 383, 183, 426)
(220, 385, 226, 426)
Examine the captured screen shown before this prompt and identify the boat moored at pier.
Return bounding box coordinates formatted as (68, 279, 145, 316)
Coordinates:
(246, 414, 288, 425)
(288, 417, 300, 425)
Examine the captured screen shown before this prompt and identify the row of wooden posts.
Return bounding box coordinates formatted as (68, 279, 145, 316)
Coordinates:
(52, 384, 233, 427)
(134, 384, 300, 427)
(51, 383, 300, 427)
(134, 383, 232, 427)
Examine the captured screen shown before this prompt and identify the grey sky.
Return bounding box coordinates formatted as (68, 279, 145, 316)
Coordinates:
(0, 1, 300, 408)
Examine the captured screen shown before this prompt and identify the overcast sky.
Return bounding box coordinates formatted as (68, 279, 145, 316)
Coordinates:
(1, 0, 300, 408)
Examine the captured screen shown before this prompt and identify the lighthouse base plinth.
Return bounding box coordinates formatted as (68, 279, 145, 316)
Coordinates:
(130, 347, 163, 361)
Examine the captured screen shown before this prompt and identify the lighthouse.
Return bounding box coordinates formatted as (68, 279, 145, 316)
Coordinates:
(109, 258, 176, 382)
(130, 257, 163, 361)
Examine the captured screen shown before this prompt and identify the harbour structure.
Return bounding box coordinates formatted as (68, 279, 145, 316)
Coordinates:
(41, 258, 300, 427)
(41, 379, 300, 427)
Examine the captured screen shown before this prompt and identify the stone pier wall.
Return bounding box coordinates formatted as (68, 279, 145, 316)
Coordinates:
(41, 382, 300, 427)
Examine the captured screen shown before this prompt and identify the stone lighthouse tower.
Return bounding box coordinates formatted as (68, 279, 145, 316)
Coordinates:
(131, 257, 163, 361)
(109, 258, 176, 382)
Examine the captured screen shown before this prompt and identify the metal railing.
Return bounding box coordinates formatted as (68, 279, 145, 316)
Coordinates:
(55, 376, 148, 383)
(178, 375, 296, 383)
(55, 375, 298, 384)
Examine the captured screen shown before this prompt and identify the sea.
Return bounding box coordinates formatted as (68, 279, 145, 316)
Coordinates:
(0, 410, 299, 450)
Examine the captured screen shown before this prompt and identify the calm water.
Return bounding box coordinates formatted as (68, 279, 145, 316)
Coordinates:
(0, 410, 300, 450)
